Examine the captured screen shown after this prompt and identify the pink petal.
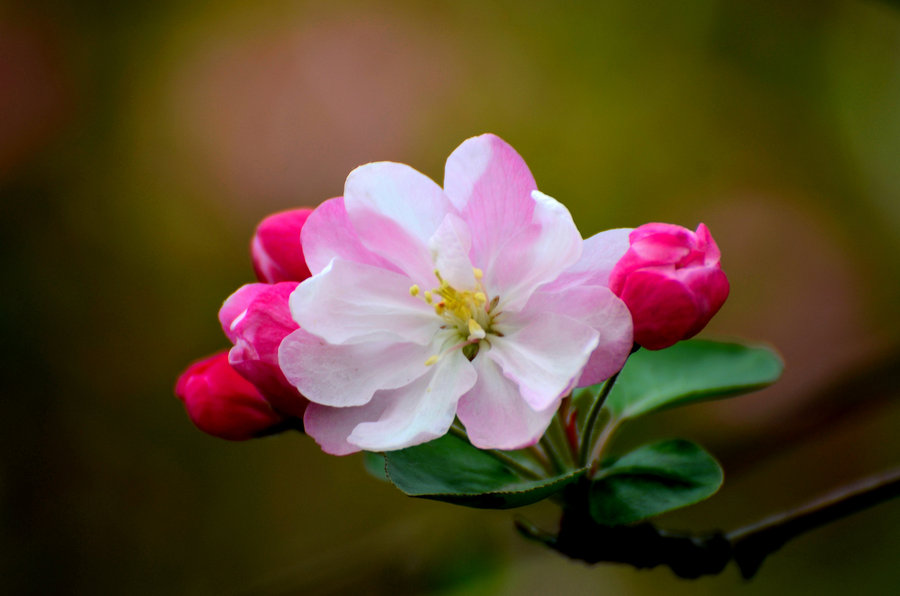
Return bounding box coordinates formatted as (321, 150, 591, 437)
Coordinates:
(675, 266, 730, 338)
(620, 269, 700, 350)
(289, 259, 439, 346)
(695, 223, 722, 264)
(524, 284, 633, 386)
(220, 282, 298, 354)
(443, 134, 538, 269)
(489, 311, 599, 411)
(344, 162, 453, 287)
(301, 197, 397, 276)
(218, 283, 267, 344)
(457, 354, 558, 450)
(484, 191, 583, 311)
(303, 350, 477, 454)
(251, 208, 314, 283)
(543, 228, 632, 292)
(277, 328, 432, 408)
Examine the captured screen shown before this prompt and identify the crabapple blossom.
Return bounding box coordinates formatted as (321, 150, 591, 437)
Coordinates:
(278, 134, 634, 454)
(609, 223, 729, 350)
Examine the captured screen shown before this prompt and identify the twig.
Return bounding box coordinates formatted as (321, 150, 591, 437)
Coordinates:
(727, 466, 900, 578)
(517, 466, 900, 579)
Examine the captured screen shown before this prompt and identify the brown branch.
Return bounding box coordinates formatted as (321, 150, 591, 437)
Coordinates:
(516, 466, 900, 579)
(726, 466, 900, 578)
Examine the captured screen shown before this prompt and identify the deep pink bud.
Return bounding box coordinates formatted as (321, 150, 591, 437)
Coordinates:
(174, 351, 285, 440)
(609, 223, 729, 350)
(219, 282, 307, 417)
(251, 208, 314, 283)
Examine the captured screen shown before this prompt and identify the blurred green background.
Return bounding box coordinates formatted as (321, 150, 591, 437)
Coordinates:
(2, 0, 900, 594)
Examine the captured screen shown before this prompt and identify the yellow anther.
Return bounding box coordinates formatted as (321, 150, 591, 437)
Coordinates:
(425, 355, 439, 366)
(474, 292, 487, 304)
(409, 284, 420, 297)
(424, 290, 433, 303)
(468, 318, 486, 340)
(434, 302, 446, 315)
(473, 267, 483, 280)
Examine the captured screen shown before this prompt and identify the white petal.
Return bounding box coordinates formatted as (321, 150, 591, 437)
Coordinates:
(304, 401, 388, 456)
(344, 162, 453, 287)
(489, 311, 599, 411)
(429, 213, 476, 289)
(289, 259, 438, 345)
(524, 285, 633, 386)
(347, 350, 477, 451)
(457, 354, 559, 450)
(483, 190, 583, 311)
(278, 328, 432, 407)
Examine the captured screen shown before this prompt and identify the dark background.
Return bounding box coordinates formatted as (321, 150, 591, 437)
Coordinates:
(2, 1, 899, 594)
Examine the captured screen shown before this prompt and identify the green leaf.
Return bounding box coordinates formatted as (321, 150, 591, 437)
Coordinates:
(589, 439, 723, 525)
(363, 451, 388, 482)
(385, 433, 585, 509)
(604, 340, 783, 421)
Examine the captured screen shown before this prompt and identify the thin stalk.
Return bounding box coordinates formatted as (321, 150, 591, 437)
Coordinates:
(547, 412, 577, 469)
(586, 418, 621, 477)
(448, 425, 542, 480)
(528, 444, 555, 476)
(539, 432, 569, 475)
(579, 371, 620, 465)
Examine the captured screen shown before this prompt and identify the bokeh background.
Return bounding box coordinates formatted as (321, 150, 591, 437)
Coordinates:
(3, 0, 900, 594)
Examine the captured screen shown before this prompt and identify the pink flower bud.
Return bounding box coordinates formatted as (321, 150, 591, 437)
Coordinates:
(609, 223, 729, 350)
(219, 282, 307, 417)
(174, 351, 285, 440)
(251, 208, 314, 283)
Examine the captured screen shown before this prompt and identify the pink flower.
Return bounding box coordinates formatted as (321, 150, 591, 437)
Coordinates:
(278, 134, 634, 454)
(219, 282, 307, 418)
(251, 208, 314, 283)
(175, 351, 286, 441)
(609, 223, 729, 350)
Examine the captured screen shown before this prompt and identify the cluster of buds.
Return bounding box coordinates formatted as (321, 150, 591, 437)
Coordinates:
(175, 209, 315, 440)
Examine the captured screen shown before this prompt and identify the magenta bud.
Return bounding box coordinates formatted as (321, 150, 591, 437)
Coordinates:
(174, 351, 286, 441)
(251, 208, 314, 283)
(219, 282, 307, 417)
(609, 223, 729, 350)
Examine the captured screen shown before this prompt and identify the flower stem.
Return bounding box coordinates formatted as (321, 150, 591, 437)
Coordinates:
(528, 444, 555, 476)
(539, 432, 569, 474)
(547, 412, 577, 469)
(578, 371, 620, 466)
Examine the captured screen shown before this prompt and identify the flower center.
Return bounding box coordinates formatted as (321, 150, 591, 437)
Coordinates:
(410, 267, 501, 364)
